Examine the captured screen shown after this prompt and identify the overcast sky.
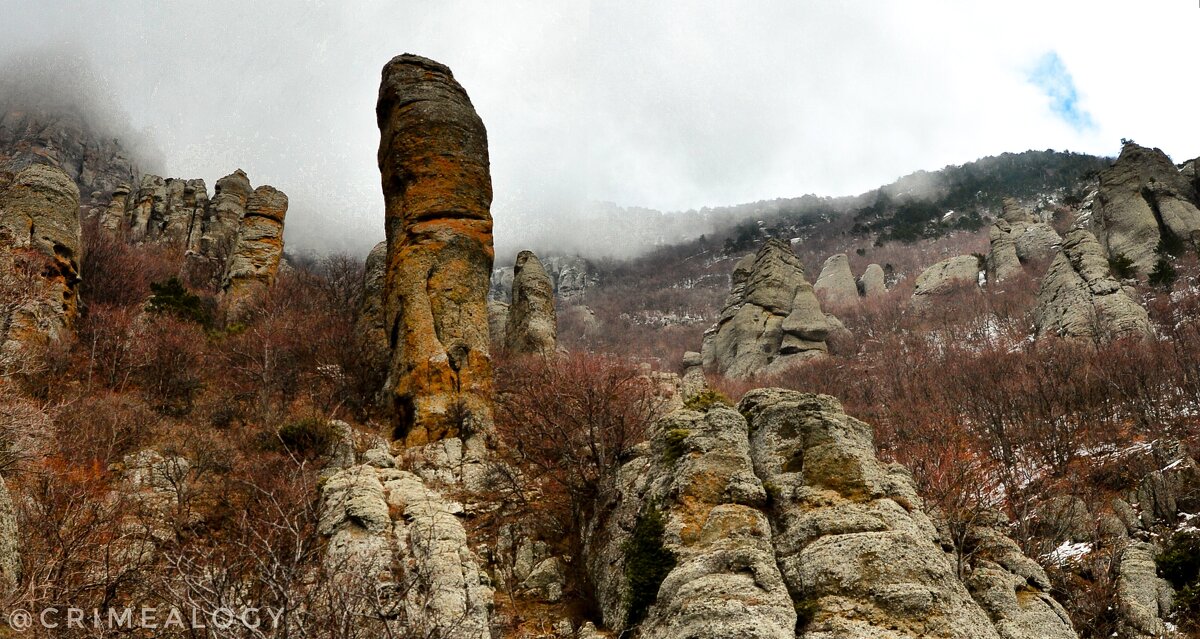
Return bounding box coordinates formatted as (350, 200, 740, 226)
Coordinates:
(2, 0, 1199, 258)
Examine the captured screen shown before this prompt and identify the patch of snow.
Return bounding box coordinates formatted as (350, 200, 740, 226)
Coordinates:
(1045, 541, 1092, 565)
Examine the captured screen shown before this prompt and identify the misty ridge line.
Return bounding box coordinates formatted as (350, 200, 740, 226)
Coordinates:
(1, 46, 1123, 266)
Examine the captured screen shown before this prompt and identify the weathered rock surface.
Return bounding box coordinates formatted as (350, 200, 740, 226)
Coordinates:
(1033, 227, 1151, 341)
(378, 54, 495, 445)
(503, 250, 557, 354)
(986, 199, 1061, 283)
(221, 185, 288, 322)
(701, 240, 830, 379)
(586, 405, 796, 637)
(0, 164, 82, 360)
(128, 175, 210, 246)
(858, 263, 887, 297)
(913, 255, 980, 304)
(743, 389, 1027, 639)
(319, 461, 493, 638)
(962, 523, 1076, 639)
(0, 476, 19, 590)
(1092, 142, 1200, 276)
(1116, 542, 1173, 639)
(487, 299, 509, 347)
(357, 240, 390, 369)
(0, 98, 143, 213)
(814, 253, 859, 307)
(586, 389, 1076, 639)
(680, 351, 706, 399)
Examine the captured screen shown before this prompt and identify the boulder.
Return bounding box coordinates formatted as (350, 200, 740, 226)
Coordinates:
(701, 240, 829, 379)
(680, 351, 706, 399)
(962, 524, 1076, 639)
(378, 54, 495, 445)
(857, 263, 887, 297)
(503, 250, 557, 355)
(1033, 227, 1151, 342)
(0, 164, 82, 361)
(814, 253, 859, 307)
(987, 219, 1023, 282)
(913, 255, 980, 304)
(221, 185, 288, 322)
(1092, 142, 1200, 276)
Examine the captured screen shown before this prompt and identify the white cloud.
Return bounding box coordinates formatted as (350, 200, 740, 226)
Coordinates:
(1, 0, 1197, 258)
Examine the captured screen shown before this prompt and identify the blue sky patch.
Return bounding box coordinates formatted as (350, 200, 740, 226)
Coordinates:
(1028, 52, 1096, 132)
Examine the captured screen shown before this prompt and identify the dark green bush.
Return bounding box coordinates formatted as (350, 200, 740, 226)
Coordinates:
(147, 277, 212, 326)
(1158, 532, 1200, 628)
(1149, 256, 1177, 288)
(274, 417, 336, 459)
(624, 503, 677, 627)
(1108, 253, 1137, 279)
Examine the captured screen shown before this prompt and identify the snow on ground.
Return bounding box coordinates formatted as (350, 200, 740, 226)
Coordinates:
(1045, 540, 1092, 565)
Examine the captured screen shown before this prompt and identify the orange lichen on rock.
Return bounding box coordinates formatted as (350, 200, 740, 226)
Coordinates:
(377, 54, 495, 445)
(0, 164, 82, 363)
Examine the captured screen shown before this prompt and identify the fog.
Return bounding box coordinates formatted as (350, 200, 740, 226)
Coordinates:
(2, 0, 1198, 260)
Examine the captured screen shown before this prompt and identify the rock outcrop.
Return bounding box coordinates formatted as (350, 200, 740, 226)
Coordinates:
(814, 253, 859, 307)
(586, 389, 1077, 639)
(220, 185, 288, 322)
(320, 454, 493, 638)
(985, 199, 1062, 283)
(1092, 142, 1200, 276)
(1033, 227, 1151, 342)
(0, 98, 143, 215)
(858, 263, 886, 298)
(487, 299, 509, 347)
(378, 54, 494, 445)
(1116, 541, 1173, 638)
(701, 240, 830, 379)
(503, 250, 557, 355)
(0, 164, 82, 360)
(913, 255, 980, 305)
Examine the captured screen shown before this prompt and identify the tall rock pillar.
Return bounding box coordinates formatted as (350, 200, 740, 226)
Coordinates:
(377, 54, 495, 444)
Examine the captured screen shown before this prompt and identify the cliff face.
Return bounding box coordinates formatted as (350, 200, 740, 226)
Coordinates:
(377, 54, 495, 445)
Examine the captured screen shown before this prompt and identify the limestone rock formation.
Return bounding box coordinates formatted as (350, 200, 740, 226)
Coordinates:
(814, 253, 859, 307)
(320, 461, 493, 638)
(0, 97, 143, 214)
(586, 405, 796, 637)
(701, 240, 831, 379)
(913, 255, 980, 304)
(358, 240, 389, 359)
(503, 250, 557, 354)
(378, 54, 494, 444)
(985, 199, 1061, 283)
(0, 164, 82, 360)
(220, 185, 288, 322)
(858, 263, 887, 297)
(1033, 228, 1151, 342)
(1092, 142, 1200, 276)
(586, 389, 1077, 639)
(680, 351, 706, 399)
(1116, 542, 1173, 639)
(128, 175, 211, 246)
(544, 255, 595, 301)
